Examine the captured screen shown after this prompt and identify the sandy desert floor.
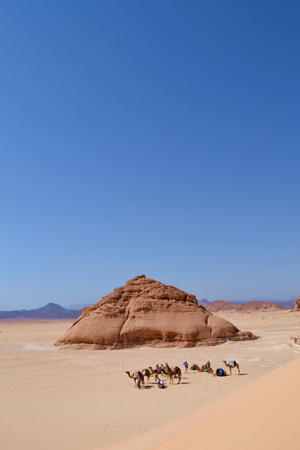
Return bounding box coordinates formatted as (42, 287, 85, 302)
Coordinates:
(0, 311, 299, 449)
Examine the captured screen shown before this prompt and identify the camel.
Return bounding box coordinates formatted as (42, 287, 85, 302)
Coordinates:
(190, 364, 214, 374)
(223, 360, 240, 375)
(125, 371, 137, 386)
(141, 368, 151, 384)
(148, 366, 161, 382)
(125, 371, 145, 387)
(154, 364, 164, 374)
(163, 363, 181, 384)
(190, 364, 202, 371)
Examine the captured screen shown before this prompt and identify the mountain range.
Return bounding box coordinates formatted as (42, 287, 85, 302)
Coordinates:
(0, 303, 81, 320)
(198, 298, 295, 310)
(0, 297, 296, 320)
(206, 300, 284, 313)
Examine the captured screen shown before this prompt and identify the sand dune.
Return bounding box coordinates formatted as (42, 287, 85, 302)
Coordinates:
(105, 356, 300, 450)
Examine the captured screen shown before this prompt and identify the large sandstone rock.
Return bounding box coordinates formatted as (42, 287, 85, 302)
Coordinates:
(293, 296, 300, 312)
(55, 275, 258, 349)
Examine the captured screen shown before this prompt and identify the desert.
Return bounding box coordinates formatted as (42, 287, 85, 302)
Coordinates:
(2, 3, 299, 450)
(1, 309, 299, 449)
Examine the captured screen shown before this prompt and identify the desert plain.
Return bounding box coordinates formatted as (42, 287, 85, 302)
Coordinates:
(1, 310, 299, 449)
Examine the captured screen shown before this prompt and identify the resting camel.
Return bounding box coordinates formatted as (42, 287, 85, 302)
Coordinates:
(163, 363, 181, 384)
(125, 371, 145, 386)
(190, 364, 214, 374)
(223, 360, 240, 375)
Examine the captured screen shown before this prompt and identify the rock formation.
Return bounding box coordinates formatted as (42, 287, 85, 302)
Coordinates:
(293, 296, 300, 312)
(207, 300, 283, 314)
(55, 275, 258, 349)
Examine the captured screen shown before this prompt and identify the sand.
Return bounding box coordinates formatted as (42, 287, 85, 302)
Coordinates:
(105, 356, 300, 450)
(0, 311, 299, 449)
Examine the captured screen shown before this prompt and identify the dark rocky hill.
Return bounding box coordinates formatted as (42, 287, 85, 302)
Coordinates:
(0, 303, 81, 320)
(197, 298, 210, 307)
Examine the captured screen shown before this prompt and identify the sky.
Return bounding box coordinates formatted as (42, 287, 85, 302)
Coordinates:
(0, 1, 299, 310)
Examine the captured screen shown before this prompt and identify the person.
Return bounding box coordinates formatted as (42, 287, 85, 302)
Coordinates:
(136, 371, 142, 389)
(204, 361, 210, 372)
(183, 361, 188, 374)
(157, 380, 166, 389)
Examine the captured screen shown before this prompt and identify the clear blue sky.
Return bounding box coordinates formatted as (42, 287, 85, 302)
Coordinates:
(1, 1, 299, 310)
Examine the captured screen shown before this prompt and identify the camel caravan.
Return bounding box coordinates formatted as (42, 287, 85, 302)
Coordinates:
(126, 363, 182, 389)
(126, 360, 240, 388)
(190, 360, 240, 376)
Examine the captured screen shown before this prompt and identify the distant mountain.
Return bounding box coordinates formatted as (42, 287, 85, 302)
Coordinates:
(227, 299, 295, 308)
(273, 300, 295, 309)
(206, 300, 241, 313)
(228, 300, 249, 306)
(197, 298, 210, 307)
(65, 302, 93, 310)
(241, 302, 284, 313)
(203, 299, 295, 309)
(0, 303, 81, 320)
(206, 300, 283, 314)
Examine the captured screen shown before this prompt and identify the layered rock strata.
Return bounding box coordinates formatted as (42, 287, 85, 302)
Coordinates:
(55, 275, 258, 349)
